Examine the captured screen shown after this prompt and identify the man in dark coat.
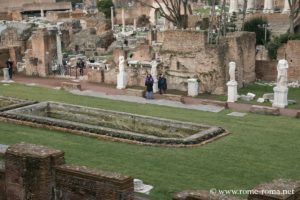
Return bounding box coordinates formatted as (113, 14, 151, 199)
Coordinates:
(158, 74, 167, 94)
(6, 58, 13, 80)
(145, 74, 154, 99)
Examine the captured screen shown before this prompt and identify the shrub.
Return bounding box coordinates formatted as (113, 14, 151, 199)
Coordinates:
(243, 17, 271, 45)
(97, 0, 114, 18)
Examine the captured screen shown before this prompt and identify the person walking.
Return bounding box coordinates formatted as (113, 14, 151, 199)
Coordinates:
(6, 58, 13, 80)
(158, 74, 167, 94)
(145, 74, 154, 99)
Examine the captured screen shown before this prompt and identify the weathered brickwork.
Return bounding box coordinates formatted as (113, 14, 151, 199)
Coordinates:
(1, 143, 134, 200)
(256, 40, 300, 82)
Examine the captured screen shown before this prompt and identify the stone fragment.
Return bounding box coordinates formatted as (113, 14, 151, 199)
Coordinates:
(250, 105, 280, 115)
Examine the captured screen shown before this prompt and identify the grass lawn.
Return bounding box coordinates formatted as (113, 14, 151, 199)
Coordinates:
(0, 83, 300, 199)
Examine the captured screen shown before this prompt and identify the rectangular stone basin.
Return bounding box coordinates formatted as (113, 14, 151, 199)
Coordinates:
(0, 96, 37, 112)
(1, 102, 226, 146)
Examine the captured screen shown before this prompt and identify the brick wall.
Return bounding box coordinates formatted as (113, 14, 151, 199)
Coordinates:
(1, 142, 134, 200)
(55, 165, 134, 200)
(256, 60, 277, 81)
(256, 40, 300, 82)
(160, 30, 206, 53)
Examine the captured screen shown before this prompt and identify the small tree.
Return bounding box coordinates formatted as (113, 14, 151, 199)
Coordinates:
(97, 0, 114, 18)
(288, 0, 300, 33)
(137, 0, 190, 29)
(243, 17, 271, 45)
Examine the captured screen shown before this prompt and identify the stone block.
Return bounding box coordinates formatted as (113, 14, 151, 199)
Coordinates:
(250, 105, 280, 116)
(163, 94, 184, 102)
(296, 111, 300, 118)
(5, 142, 65, 200)
(61, 82, 82, 91)
(126, 89, 145, 97)
(248, 179, 300, 200)
(173, 190, 242, 200)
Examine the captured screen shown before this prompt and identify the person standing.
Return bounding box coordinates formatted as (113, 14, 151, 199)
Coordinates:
(6, 58, 13, 80)
(78, 59, 85, 76)
(158, 74, 167, 94)
(145, 74, 154, 99)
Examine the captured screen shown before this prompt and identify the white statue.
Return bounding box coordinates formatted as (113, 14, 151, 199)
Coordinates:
(117, 56, 127, 89)
(119, 56, 125, 72)
(229, 62, 236, 82)
(276, 59, 289, 88)
(151, 60, 159, 93)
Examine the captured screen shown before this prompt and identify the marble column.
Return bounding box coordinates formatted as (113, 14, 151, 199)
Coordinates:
(56, 31, 63, 67)
(133, 18, 137, 31)
(282, 0, 290, 13)
(229, 0, 239, 14)
(187, 78, 199, 97)
(246, 0, 256, 13)
(263, 0, 274, 13)
(111, 6, 114, 30)
(122, 7, 125, 34)
(41, 9, 44, 18)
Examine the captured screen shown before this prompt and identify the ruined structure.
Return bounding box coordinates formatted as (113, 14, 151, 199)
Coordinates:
(0, 142, 134, 200)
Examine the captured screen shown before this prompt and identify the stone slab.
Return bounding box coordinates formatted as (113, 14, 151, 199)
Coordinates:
(250, 105, 280, 116)
(227, 112, 247, 117)
(61, 82, 82, 91)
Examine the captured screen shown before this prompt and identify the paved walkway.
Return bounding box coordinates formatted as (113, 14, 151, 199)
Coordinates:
(2, 75, 225, 113)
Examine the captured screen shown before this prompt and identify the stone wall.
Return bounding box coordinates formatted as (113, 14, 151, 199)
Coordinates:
(55, 165, 134, 199)
(25, 28, 57, 77)
(159, 30, 207, 53)
(256, 40, 300, 82)
(1, 142, 134, 200)
(256, 60, 278, 81)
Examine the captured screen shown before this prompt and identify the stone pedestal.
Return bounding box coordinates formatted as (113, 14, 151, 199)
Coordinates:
(282, 0, 290, 13)
(2, 68, 10, 81)
(272, 86, 288, 108)
(227, 81, 238, 102)
(187, 78, 199, 97)
(263, 0, 274, 13)
(229, 0, 239, 13)
(153, 79, 158, 93)
(117, 72, 127, 89)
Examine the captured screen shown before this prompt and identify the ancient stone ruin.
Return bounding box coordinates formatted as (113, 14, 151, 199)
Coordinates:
(0, 100, 227, 146)
(0, 142, 134, 200)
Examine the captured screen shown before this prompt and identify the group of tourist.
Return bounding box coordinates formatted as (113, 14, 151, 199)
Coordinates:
(145, 74, 167, 99)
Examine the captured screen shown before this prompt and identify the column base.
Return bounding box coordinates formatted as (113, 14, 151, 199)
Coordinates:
(117, 73, 127, 89)
(227, 81, 238, 103)
(272, 86, 288, 108)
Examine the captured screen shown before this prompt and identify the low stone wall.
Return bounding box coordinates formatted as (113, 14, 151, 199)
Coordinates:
(1, 101, 227, 146)
(0, 96, 37, 112)
(55, 165, 134, 199)
(1, 142, 134, 200)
